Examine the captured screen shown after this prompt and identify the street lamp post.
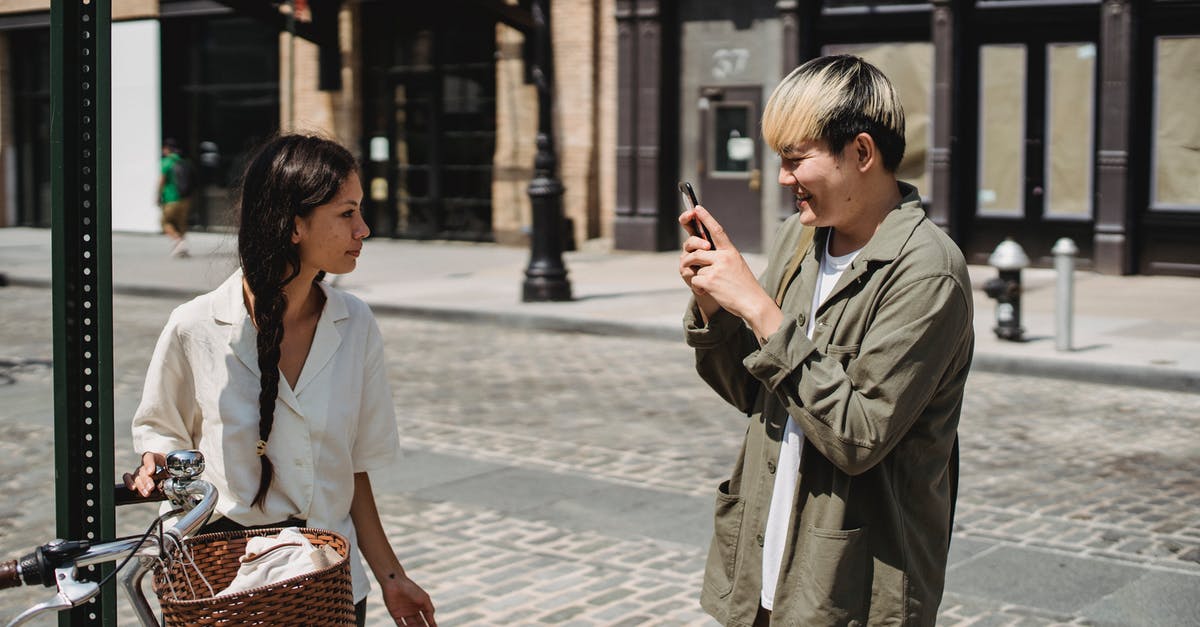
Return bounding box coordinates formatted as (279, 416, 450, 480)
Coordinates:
(522, 0, 572, 302)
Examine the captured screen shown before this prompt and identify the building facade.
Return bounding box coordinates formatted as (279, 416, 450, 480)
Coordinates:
(616, 0, 1200, 275)
(1, 0, 1196, 275)
(0, 0, 615, 248)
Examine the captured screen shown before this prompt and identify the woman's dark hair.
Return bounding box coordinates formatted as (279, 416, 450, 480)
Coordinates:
(236, 133, 357, 508)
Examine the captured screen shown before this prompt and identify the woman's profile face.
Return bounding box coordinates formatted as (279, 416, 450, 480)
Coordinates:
(292, 172, 368, 276)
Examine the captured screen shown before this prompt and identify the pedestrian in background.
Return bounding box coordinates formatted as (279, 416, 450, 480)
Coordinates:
(678, 55, 973, 626)
(158, 137, 192, 258)
(126, 134, 437, 626)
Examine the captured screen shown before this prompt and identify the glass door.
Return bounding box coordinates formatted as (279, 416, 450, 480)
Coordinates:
(160, 14, 280, 231)
(969, 36, 1097, 266)
(362, 5, 496, 241)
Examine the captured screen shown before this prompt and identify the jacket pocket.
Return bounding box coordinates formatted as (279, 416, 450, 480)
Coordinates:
(794, 525, 869, 626)
(825, 343, 860, 370)
(703, 479, 745, 598)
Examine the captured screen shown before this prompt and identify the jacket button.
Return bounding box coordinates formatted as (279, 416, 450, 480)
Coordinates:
(767, 461, 776, 474)
(797, 313, 806, 325)
(756, 534, 764, 547)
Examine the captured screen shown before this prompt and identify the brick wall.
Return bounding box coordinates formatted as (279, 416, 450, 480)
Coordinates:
(0, 0, 159, 20)
(595, 0, 616, 241)
(493, 0, 616, 247)
(0, 0, 48, 15)
(550, 0, 595, 246)
(114, 0, 157, 20)
(549, 0, 616, 244)
(280, 34, 325, 134)
(279, 3, 360, 152)
(492, 23, 537, 246)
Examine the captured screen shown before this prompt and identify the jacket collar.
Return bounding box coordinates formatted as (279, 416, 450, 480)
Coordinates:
(212, 269, 349, 411)
(846, 181, 924, 264)
(806, 182, 924, 313)
(810, 181, 924, 266)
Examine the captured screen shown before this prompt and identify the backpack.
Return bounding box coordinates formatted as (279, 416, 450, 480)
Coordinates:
(172, 157, 195, 198)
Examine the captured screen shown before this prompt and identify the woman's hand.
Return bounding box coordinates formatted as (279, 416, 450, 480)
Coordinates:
(679, 205, 782, 339)
(122, 451, 167, 497)
(351, 471, 438, 625)
(381, 573, 437, 626)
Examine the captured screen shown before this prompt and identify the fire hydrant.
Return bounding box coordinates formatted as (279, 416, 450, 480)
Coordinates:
(983, 238, 1030, 341)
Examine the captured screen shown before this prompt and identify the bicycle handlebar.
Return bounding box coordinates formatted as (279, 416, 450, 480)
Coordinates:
(0, 561, 19, 590)
(3, 450, 217, 627)
(0, 539, 91, 590)
(0, 483, 166, 591)
(114, 483, 167, 507)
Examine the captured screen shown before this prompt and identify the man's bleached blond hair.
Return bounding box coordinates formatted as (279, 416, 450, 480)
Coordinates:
(762, 55, 906, 171)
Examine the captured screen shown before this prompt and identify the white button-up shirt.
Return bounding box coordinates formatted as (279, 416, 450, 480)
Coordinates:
(132, 270, 400, 602)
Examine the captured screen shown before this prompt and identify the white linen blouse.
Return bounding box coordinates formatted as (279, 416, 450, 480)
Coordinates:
(132, 269, 400, 602)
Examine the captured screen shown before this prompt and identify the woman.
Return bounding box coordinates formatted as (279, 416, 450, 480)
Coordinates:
(124, 134, 436, 626)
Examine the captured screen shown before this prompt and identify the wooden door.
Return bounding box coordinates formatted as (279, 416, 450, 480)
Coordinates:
(697, 86, 764, 253)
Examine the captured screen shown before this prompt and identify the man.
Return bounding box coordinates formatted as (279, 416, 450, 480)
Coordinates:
(678, 55, 973, 626)
(158, 138, 191, 258)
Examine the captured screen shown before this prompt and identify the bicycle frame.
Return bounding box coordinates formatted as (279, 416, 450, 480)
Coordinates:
(4, 451, 216, 627)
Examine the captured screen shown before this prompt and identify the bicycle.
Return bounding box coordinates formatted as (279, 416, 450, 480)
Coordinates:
(0, 450, 216, 627)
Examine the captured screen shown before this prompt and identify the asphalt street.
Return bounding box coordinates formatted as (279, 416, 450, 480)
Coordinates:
(0, 286, 1197, 626)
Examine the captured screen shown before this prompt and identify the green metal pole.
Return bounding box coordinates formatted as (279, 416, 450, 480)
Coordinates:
(51, 0, 115, 624)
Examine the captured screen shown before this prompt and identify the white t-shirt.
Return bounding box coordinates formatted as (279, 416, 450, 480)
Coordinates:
(132, 270, 401, 603)
(761, 236, 859, 610)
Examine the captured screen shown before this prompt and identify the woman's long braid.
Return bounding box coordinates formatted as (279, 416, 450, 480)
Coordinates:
(241, 217, 300, 508)
(248, 278, 286, 508)
(236, 134, 356, 509)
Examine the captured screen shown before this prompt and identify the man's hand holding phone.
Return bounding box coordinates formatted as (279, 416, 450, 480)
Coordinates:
(679, 182, 715, 250)
(677, 182, 782, 338)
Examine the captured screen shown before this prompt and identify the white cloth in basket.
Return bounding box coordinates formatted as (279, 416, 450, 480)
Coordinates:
(216, 527, 340, 596)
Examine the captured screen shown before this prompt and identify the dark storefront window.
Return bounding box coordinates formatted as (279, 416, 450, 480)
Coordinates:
(160, 12, 279, 230)
(362, 4, 497, 241)
(11, 28, 52, 228)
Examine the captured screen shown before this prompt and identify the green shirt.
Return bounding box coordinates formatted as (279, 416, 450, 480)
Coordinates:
(160, 153, 182, 203)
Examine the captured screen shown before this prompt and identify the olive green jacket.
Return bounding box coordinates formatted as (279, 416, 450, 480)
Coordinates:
(685, 183, 973, 626)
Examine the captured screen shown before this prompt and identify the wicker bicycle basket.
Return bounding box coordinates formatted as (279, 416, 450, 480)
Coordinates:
(152, 527, 355, 626)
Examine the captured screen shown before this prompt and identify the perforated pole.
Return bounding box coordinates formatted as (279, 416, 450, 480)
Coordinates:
(51, 0, 115, 624)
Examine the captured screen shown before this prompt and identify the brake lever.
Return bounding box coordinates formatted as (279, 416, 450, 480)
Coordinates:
(4, 566, 99, 627)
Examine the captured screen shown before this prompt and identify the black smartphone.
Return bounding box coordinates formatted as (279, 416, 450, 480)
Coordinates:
(678, 181, 716, 249)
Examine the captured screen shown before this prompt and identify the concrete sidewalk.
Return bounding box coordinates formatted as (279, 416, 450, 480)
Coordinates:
(1, 227, 1197, 392)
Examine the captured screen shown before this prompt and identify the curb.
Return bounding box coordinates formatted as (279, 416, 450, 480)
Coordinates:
(4, 276, 212, 302)
(970, 353, 1200, 394)
(5, 276, 1198, 394)
(365, 303, 683, 343)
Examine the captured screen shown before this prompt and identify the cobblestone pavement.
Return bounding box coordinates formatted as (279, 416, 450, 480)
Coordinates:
(0, 285, 1197, 626)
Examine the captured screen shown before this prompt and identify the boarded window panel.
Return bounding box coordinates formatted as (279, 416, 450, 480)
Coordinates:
(1153, 36, 1200, 209)
(823, 43, 934, 196)
(978, 44, 1026, 217)
(1045, 42, 1095, 219)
